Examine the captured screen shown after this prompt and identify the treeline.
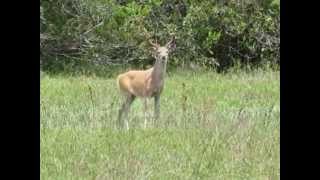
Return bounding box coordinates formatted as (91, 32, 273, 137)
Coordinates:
(40, 0, 279, 73)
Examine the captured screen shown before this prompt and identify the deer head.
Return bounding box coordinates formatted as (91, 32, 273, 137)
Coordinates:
(142, 27, 176, 63)
(149, 35, 176, 63)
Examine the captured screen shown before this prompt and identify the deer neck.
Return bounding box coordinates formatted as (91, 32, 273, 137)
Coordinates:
(150, 58, 167, 88)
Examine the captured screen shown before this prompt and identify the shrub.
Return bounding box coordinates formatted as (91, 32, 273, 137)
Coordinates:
(40, 0, 279, 74)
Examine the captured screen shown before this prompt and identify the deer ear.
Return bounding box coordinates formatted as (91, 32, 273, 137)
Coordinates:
(150, 47, 157, 58)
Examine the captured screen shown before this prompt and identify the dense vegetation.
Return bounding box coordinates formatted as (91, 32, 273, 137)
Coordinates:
(40, 0, 279, 74)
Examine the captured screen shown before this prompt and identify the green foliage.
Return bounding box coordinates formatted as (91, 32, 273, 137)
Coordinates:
(40, 0, 279, 73)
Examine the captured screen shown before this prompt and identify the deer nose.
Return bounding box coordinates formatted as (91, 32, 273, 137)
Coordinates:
(161, 56, 166, 61)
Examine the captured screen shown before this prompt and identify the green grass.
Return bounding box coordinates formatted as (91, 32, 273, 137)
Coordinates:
(41, 69, 279, 180)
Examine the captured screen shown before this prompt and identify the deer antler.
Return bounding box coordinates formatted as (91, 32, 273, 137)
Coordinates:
(166, 35, 176, 47)
(142, 27, 160, 48)
(138, 18, 160, 48)
(166, 34, 176, 51)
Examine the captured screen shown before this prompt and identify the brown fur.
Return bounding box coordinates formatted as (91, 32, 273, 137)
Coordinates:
(117, 68, 155, 97)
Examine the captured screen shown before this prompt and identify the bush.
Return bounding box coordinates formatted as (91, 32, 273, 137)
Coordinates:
(40, 0, 279, 74)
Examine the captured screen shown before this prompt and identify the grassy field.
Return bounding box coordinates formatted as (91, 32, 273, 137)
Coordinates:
(40, 69, 279, 180)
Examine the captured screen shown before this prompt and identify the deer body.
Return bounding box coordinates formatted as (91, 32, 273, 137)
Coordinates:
(117, 67, 164, 98)
(117, 37, 175, 129)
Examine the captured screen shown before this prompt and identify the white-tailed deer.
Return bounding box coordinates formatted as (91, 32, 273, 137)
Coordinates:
(117, 34, 176, 129)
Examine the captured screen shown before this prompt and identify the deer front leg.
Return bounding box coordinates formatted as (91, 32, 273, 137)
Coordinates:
(154, 94, 160, 122)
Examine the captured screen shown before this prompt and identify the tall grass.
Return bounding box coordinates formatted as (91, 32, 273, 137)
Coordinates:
(41, 69, 279, 179)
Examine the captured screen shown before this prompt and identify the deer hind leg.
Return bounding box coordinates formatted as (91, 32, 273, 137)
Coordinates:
(154, 94, 160, 123)
(118, 94, 135, 130)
